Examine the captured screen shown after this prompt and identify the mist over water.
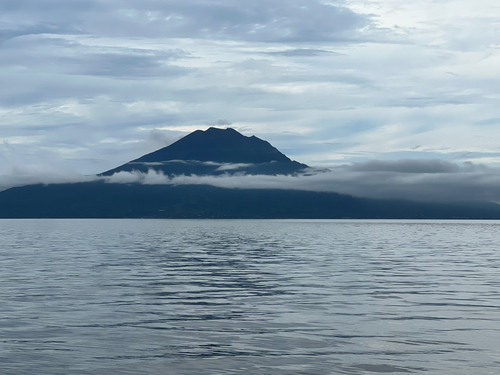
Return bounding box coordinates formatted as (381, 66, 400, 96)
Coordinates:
(1, 219, 500, 374)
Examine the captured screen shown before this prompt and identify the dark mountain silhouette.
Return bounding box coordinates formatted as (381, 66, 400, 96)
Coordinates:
(1, 127, 500, 219)
(1, 182, 500, 219)
(102, 127, 308, 176)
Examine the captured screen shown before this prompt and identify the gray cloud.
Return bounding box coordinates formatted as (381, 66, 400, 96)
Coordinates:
(119, 0, 368, 42)
(0, 141, 98, 191)
(206, 119, 232, 126)
(0, 0, 370, 42)
(0, 36, 189, 79)
(265, 48, 340, 57)
(0, 23, 80, 42)
(64, 50, 190, 78)
(349, 159, 468, 174)
(146, 129, 179, 149)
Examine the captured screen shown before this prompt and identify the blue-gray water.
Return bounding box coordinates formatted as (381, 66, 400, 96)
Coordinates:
(1, 219, 500, 375)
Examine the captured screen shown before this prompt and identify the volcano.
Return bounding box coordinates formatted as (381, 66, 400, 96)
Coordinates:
(101, 127, 308, 177)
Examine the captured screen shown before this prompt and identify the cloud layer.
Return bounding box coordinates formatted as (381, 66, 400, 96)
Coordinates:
(99, 160, 500, 203)
(2, 154, 500, 202)
(1, 0, 500, 179)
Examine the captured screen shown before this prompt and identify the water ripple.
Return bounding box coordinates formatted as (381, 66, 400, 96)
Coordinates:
(1, 219, 500, 374)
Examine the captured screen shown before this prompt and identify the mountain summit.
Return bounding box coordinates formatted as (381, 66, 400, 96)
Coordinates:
(102, 127, 308, 176)
(137, 127, 293, 163)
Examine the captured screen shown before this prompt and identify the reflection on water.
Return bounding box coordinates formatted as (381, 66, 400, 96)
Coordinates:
(1, 219, 500, 374)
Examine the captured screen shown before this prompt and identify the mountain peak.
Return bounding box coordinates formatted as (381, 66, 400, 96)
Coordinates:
(102, 127, 308, 176)
(205, 126, 237, 132)
(135, 127, 293, 164)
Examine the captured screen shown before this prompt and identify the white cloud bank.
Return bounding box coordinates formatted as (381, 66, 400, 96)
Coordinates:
(97, 160, 500, 203)
(2, 158, 500, 202)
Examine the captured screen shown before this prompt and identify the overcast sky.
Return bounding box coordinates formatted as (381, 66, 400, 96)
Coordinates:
(1, 0, 500, 198)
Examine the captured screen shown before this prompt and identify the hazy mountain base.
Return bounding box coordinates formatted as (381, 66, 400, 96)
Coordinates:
(1, 181, 499, 219)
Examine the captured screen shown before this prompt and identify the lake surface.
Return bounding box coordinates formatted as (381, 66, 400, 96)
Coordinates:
(1, 219, 500, 374)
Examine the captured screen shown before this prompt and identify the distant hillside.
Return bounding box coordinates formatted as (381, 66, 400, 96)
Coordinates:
(1, 182, 500, 219)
